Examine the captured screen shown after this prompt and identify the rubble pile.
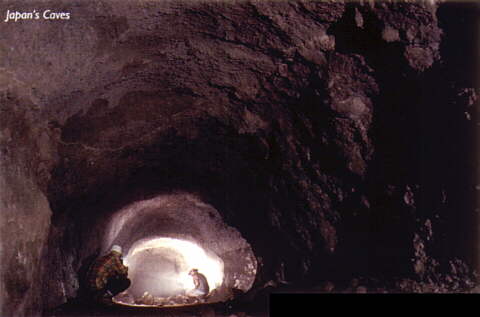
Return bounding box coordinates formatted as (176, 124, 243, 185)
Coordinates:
(114, 291, 206, 307)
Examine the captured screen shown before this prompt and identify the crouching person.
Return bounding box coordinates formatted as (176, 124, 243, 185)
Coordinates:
(86, 245, 131, 305)
(186, 268, 209, 302)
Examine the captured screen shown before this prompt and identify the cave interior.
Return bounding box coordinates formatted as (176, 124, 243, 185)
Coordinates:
(0, 1, 480, 317)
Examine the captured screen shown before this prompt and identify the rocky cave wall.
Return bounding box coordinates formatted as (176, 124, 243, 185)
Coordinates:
(0, 1, 479, 316)
(0, 100, 53, 317)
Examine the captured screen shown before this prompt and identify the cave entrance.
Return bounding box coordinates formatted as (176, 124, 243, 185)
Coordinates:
(94, 193, 257, 307)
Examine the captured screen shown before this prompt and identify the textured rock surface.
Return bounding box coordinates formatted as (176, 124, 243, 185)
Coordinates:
(0, 1, 479, 316)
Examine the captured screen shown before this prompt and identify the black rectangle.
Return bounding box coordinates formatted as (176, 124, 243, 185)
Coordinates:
(269, 293, 479, 316)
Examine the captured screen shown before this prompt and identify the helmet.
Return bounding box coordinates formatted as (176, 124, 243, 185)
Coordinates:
(111, 245, 122, 254)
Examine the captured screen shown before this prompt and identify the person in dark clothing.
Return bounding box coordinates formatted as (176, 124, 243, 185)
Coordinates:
(186, 268, 210, 300)
(85, 245, 131, 305)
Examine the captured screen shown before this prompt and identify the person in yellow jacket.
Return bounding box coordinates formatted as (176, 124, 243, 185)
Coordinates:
(86, 245, 131, 305)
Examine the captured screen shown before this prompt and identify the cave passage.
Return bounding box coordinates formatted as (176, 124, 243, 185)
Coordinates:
(2, 2, 480, 317)
(91, 193, 257, 307)
(121, 237, 224, 302)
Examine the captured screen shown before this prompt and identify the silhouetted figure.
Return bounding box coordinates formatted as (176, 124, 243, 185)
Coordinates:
(186, 268, 209, 301)
(85, 245, 131, 305)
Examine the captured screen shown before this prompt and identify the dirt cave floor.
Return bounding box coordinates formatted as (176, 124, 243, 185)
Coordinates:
(44, 276, 480, 317)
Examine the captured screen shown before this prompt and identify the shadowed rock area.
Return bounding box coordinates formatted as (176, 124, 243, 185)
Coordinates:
(0, 0, 479, 316)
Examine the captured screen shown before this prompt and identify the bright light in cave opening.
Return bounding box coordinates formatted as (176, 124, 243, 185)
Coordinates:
(124, 238, 224, 295)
